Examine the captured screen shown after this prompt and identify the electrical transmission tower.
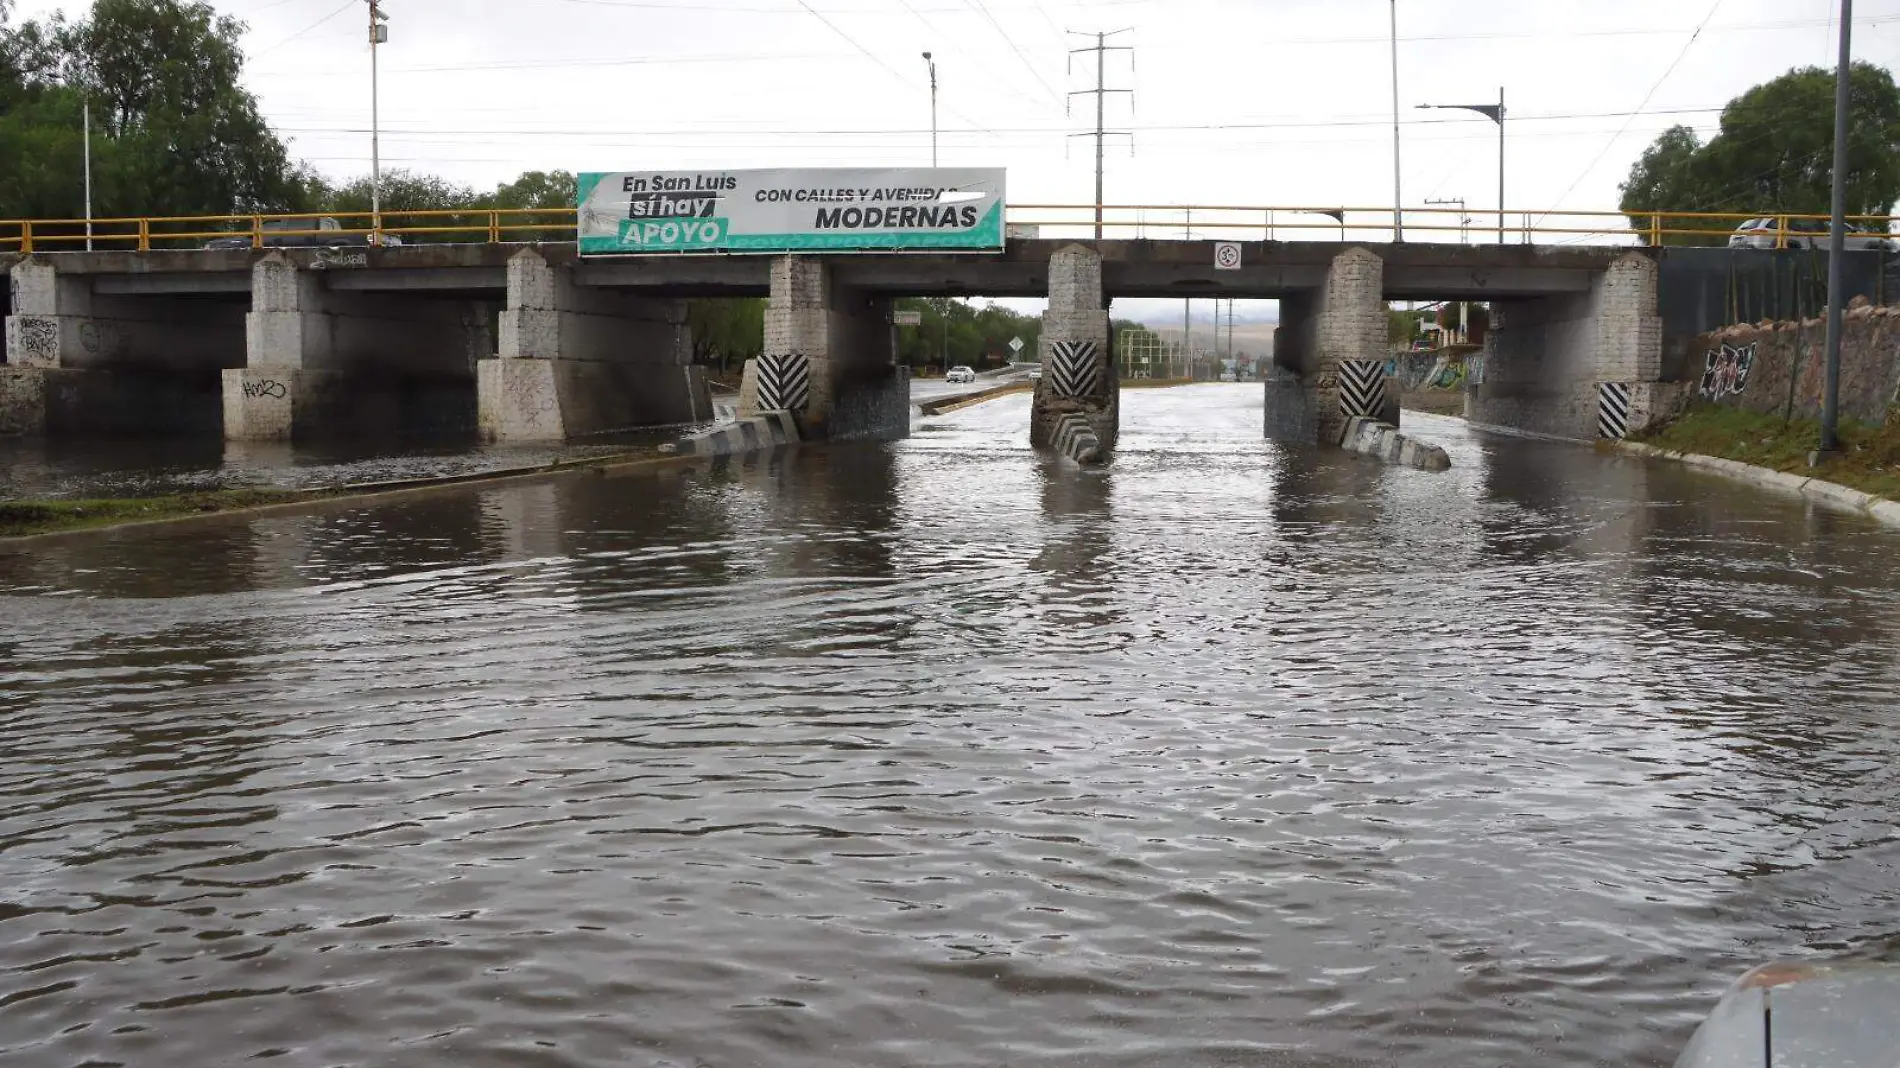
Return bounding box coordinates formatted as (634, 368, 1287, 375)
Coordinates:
(1068, 30, 1133, 240)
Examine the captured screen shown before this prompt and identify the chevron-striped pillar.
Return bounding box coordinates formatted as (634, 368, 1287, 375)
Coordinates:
(740, 257, 907, 442)
(1030, 243, 1116, 460)
(1264, 247, 1386, 446)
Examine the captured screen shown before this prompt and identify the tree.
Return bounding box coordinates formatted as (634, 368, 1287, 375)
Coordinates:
(1621, 62, 1900, 244)
(0, 0, 306, 222)
(491, 170, 577, 211)
(687, 299, 764, 376)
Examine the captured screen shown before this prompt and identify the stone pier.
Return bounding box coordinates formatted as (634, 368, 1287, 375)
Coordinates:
(1029, 243, 1115, 460)
(477, 249, 710, 443)
(738, 256, 908, 442)
(1468, 251, 1665, 440)
(1264, 247, 1388, 446)
(5, 257, 244, 435)
(226, 253, 495, 441)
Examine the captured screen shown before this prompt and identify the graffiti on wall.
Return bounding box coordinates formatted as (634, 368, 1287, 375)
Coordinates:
(1700, 342, 1756, 400)
(1427, 358, 1468, 391)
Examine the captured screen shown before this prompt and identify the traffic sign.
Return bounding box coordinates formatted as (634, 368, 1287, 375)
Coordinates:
(1009, 336, 1025, 353)
(1215, 242, 1242, 270)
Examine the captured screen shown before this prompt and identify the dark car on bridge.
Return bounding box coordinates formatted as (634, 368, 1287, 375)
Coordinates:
(202, 218, 402, 250)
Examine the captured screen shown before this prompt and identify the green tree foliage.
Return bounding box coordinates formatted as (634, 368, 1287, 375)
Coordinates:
(891, 297, 1041, 371)
(491, 170, 577, 211)
(687, 299, 765, 376)
(1, 0, 302, 222)
(1621, 62, 1900, 245)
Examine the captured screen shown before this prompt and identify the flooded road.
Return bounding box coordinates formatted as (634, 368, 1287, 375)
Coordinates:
(4, 384, 1900, 1068)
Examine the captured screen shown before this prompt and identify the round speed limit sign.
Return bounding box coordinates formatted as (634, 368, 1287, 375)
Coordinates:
(1214, 242, 1242, 270)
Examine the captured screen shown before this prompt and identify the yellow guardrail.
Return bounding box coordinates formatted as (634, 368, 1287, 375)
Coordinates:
(1, 206, 1894, 254)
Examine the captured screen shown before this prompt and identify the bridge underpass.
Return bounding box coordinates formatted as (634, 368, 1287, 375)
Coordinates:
(5, 239, 1665, 450)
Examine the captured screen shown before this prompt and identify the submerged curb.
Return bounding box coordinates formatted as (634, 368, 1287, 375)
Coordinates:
(671, 412, 799, 457)
(1616, 441, 1900, 527)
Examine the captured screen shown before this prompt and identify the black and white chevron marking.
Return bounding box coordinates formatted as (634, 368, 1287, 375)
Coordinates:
(1598, 382, 1632, 440)
(1046, 340, 1102, 399)
(1052, 412, 1103, 464)
(1338, 359, 1387, 419)
(756, 353, 811, 413)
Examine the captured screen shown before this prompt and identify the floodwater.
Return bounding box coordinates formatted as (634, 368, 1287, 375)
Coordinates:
(3, 384, 1900, 1068)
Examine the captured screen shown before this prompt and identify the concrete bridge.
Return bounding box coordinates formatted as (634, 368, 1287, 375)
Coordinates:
(0, 240, 1667, 449)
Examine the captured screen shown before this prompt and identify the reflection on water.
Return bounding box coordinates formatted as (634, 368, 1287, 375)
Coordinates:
(3, 386, 1900, 1068)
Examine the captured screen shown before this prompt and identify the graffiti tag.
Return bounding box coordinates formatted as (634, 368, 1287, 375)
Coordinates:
(243, 379, 288, 400)
(1700, 342, 1756, 400)
(1428, 359, 1467, 391)
(311, 248, 369, 270)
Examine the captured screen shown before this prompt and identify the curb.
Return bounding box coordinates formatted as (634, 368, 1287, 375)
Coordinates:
(1616, 440, 1900, 527)
(670, 412, 799, 457)
(917, 382, 1034, 416)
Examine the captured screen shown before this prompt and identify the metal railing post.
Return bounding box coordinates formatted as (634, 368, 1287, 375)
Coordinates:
(1650, 212, 1662, 246)
(20, 220, 32, 254)
(251, 215, 264, 250)
(138, 218, 151, 252)
(489, 211, 501, 244)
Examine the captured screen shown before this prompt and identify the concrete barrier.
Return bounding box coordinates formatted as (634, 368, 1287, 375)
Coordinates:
(1050, 411, 1103, 465)
(671, 411, 799, 458)
(1340, 416, 1451, 471)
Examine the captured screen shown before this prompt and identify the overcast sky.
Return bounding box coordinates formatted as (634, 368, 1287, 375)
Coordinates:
(13, 0, 1898, 324)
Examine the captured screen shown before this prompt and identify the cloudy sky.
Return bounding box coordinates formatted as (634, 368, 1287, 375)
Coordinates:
(12, 0, 1898, 324)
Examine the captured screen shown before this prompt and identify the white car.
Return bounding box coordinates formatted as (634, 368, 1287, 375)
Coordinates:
(1728, 217, 1895, 251)
(945, 365, 976, 384)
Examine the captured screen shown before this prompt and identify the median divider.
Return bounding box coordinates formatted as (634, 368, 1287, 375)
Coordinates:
(917, 382, 1035, 416)
(668, 411, 800, 458)
(1341, 416, 1451, 471)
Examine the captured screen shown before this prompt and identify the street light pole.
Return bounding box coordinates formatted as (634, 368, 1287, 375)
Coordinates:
(1390, 0, 1404, 241)
(1418, 92, 1506, 244)
(921, 52, 938, 167)
(1819, 0, 1853, 457)
(83, 101, 93, 252)
(367, 0, 388, 246)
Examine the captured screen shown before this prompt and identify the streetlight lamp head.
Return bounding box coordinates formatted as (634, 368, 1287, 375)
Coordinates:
(922, 50, 931, 60)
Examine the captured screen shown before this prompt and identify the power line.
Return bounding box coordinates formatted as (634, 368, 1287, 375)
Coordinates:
(251, 0, 356, 59)
(967, 0, 1063, 101)
(1539, 0, 1728, 219)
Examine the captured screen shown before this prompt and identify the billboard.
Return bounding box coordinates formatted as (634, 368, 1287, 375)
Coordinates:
(576, 168, 1006, 255)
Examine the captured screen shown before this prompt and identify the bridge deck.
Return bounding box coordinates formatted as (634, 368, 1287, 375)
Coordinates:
(5, 240, 1642, 301)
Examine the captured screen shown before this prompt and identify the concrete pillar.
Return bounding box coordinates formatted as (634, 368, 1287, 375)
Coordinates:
(1264, 247, 1386, 446)
(478, 249, 711, 443)
(738, 256, 907, 442)
(1029, 244, 1115, 459)
(5, 258, 243, 436)
(1468, 251, 1663, 440)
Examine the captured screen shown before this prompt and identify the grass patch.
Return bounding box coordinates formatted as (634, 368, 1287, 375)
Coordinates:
(0, 488, 317, 538)
(1630, 403, 1900, 500)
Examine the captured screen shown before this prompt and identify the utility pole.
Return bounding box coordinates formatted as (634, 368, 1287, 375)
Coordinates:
(83, 101, 93, 252)
(922, 52, 938, 166)
(1819, 0, 1853, 458)
(366, 0, 389, 246)
(1426, 196, 1467, 244)
(1390, 0, 1404, 241)
(1069, 29, 1133, 240)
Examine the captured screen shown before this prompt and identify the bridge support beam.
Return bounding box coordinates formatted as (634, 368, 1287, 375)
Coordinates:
(1264, 247, 1387, 446)
(1468, 251, 1663, 441)
(477, 249, 709, 443)
(1029, 243, 1115, 460)
(739, 256, 908, 442)
(5, 258, 243, 436)
(227, 253, 496, 442)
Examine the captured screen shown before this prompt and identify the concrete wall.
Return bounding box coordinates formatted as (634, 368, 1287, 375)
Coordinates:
(1263, 248, 1385, 446)
(1689, 301, 1900, 426)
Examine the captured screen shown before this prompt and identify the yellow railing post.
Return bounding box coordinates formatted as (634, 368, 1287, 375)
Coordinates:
(20, 220, 31, 254)
(1775, 214, 1788, 250)
(138, 218, 151, 252)
(1649, 212, 1662, 246)
(251, 215, 264, 250)
(489, 211, 501, 244)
